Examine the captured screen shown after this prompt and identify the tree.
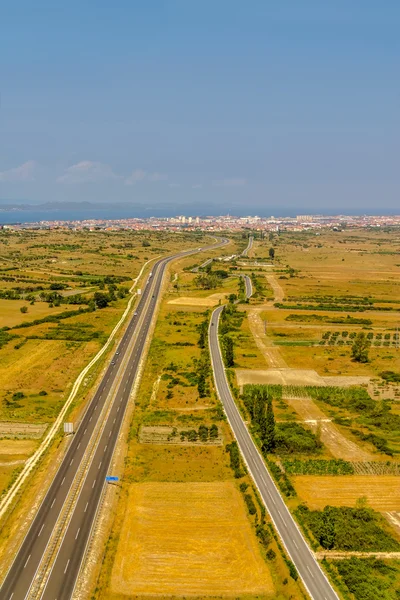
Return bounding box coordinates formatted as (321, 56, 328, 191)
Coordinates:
(223, 335, 235, 367)
(197, 373, 206, 397)
(93, 291, 110, 309)
(20, 306, 28, 313)
(194, 273, 219, 290)
(351, 332, 370, 363)
(142, 240, 151, 247)
(209, 424, 218, 439)
(269, 247, 275, 260)
(264, 398, 276, 452)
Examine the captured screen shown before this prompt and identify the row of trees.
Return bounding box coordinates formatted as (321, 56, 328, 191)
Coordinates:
(243, 386, 276, 452)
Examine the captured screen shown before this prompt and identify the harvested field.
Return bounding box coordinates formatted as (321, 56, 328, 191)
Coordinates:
(236, 368, 371, 390)
(286, 396, 374, 461)
(167, 293, 226, 307)
(0, 422, 48, 439)
(111, 481, 274, 596)
(294, 476, 400, 511)
(236, 368, 326, 387)
(0, 299, 69, 328)
(322, 375, 371, 387)
(0, 440, 37, 456)
(139, 426, 223, 445)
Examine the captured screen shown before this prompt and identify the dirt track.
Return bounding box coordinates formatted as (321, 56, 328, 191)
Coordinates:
(286, 396, 374, 461)
(247, 308, 288, 368)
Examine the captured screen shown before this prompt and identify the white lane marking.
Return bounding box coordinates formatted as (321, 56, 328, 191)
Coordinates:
(84, 428, 87, 435)
(113, 418, 116, 424)
(64, 559, 70, 574)
(117, 407, 120, 412)
(84, 502, 88, 512)
(77, 442, 80, 449)
(293, 539, 298, 549)
(108, 431, 111, 437)
(98, 461, 102, 469)
(92, 479, 96, 488)
(104, 445, 107, 452)
(69, 459, 73, 466)
(61, 477, 65, 486)
(9, 593, 13, 600)
(89, 416, 92, 422)
(51, 498, 56, 508)
(38, 523, 44, 537)
(94, 404, 98, 410)
(307, 565, 314, 578)
(24, 554, 31, 568)
(75, 528, 80, 540)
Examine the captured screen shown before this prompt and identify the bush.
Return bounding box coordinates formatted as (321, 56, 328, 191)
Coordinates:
(244, 493, 257, 515)
(296, 505, 400, 552)
(266, 548, 276, 560)
(275, 422, 322, 455)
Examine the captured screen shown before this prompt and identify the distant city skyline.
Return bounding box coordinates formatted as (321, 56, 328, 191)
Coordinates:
(1, 1, 399, 212)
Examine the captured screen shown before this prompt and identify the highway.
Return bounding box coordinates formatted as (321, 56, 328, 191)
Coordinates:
(241, 235, 253, 256)
(0, 238, 228, 600)
(208, 305, 339, 600)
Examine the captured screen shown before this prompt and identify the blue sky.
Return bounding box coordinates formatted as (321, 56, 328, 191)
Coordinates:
(0, 1, 399, 214)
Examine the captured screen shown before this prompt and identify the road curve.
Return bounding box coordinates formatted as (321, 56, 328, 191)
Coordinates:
(0, 238, 229, 600)
(208, 305, 339, 600)
(241, 235, 253, 257)
(242, 274, 253, 298)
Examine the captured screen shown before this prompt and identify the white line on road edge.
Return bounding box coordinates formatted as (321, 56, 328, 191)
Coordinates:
(0, 256, 160, 521)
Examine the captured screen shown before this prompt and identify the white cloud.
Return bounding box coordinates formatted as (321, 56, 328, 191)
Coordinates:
(168, 183, 181, 188)
(214, 178, 246, 187)
(0, 160, 37, 182)
(125, 169, 167, 185)
(57, 161, 120, 184)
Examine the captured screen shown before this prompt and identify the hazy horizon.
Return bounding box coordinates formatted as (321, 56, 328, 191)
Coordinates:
(1, 1, 399, 213)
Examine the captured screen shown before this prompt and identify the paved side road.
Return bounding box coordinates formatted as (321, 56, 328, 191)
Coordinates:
(243, 274, 253, 298)
(241, 235, 253, 257)
(0, 238, 229, 600)
(208, 305, 339, 600)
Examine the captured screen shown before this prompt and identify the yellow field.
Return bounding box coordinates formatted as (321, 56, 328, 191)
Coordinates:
(111, 481, 274, 597)
(168, 292, 226, 307)
(0, 439, 37, 456)
(294, 476, 400, 511)
(0, 300, 69, 328)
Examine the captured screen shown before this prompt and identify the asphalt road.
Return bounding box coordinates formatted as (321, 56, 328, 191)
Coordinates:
(208, 305, 339, 600)
(243, 274, 253, 298)
(241, 235, 253, 257)
(1, 238, 228, 600)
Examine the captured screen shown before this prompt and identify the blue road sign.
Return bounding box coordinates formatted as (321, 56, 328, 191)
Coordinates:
(106, 476, 119, 482)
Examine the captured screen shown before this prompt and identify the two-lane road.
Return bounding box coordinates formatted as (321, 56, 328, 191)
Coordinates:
(1, 238, 229, 600)
(242, 274, 253, 298)
(241, 235, 253, 257)
(209, 305, 339, 600)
